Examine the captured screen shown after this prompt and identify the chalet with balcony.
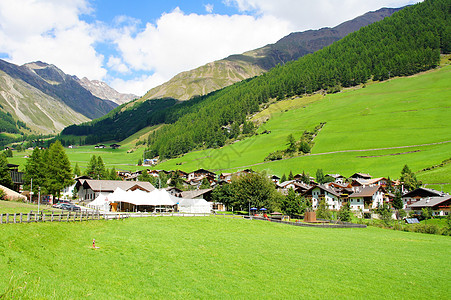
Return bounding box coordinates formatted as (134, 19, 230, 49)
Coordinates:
(402, 187, 446, 209)
(407, 195, 451, 216)
(348, 185, 389, 212)
(302, 184, 341, 210)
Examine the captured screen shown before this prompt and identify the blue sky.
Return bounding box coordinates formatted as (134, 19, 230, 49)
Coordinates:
(0, 0, 421, 95)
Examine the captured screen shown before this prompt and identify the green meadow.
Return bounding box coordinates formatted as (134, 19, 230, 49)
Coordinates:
(0, 217, 449, 299)
(155, 66, 451, 186)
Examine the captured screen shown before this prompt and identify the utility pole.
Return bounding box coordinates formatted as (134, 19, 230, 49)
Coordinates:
(38, 187, 41, 214)
(30, 178, 33, 203)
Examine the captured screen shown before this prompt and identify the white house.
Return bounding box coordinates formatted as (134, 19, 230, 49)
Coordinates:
(302, 184, 341, 210)
(348, 185, 389, 212)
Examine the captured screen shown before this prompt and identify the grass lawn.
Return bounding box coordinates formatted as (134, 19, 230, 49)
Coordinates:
(0, 217, 450, 299)
(0, 200, 57, 214)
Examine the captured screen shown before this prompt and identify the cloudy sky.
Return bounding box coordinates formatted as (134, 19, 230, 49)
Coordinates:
(0, 0, 422, 96)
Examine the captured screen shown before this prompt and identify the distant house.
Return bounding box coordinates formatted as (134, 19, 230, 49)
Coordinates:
(349, 172, 372, 180)
(188, 169, 216, 181)
(269, 175, 280, 184)
(302, 184, 341, 210)
(219, 173, 233, 184)
(407, 195, 451, 216)
(110, 144, 121, 149)
(402, 187, 446, 209)
(348, 185, 389, 212)
(180, 188, 225, 211)
(75, 179, 155, 202)
(351, 177, 389, 188)
(326, 174, 346, 184)
(94, 144, 106, 149)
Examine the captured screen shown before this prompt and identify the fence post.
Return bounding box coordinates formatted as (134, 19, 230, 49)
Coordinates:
(6, 213, 9, 224)
(13, 213, 16, 224)
(0, 213, 2, 224)
(42, 212, 45, 222)
(27, 212, 30, 223)
(51, 211, 54, 222)
(20, 213, 23, 223)
(67, 212, 70, 222)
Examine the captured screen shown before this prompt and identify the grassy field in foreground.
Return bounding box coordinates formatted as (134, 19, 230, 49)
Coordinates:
(0, 217, 450, 299)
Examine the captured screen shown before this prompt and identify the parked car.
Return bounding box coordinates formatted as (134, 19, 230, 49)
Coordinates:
(60, 203, 80, 211)
(52, 200, 70, 208)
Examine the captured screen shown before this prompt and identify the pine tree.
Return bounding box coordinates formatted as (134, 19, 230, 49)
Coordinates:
(316, 198, 331, 220)
(337, 202, 352, 222)
(288, 170, 294, 181)
(138, 169, 151, 182)
(96, 156, 107, 179)
(301, 171, 310, 184)
(45, 141, 73, 200)
(23, 147, 44, 194)
(73, 163, 81, 177)
(85, 155, 97, 178)
(316, 169, 325, 184)
(280, 173, 287, 183)
(286, 134, 296, 153)
(109, 167, 119, 180)
(400, 164, 421, 191)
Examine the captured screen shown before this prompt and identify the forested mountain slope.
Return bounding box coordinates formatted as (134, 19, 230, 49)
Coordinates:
(62, 6, 403, 141)
(63, 0, 449, 159)
(143, 0, 449, 159)
(137, 7, 401, 103)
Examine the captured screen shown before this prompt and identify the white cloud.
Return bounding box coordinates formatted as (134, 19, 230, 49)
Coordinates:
(107, 56, 130, 73)
(205, 4, 214, 13)
(224, 0, 423, 31)
(0, 0, 106, 79)
(112, 7, 292, 93)
(110, 73, 166, 95)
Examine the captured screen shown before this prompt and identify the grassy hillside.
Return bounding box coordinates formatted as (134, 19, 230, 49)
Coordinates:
(1, 217, 450, 298)
(155, 65, 451, 186)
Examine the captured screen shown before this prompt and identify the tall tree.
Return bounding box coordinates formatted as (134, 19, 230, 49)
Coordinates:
(400, 164, 421, 191)
(281, 188, 303, 217)
(233, 172, 282, 211)
(337, 201, 352, 222)
(45, 140, 73, 200)
(96, 156, 107, 179)
(23, 147, 44, 194)
(280, 173, 287, 183)
(73, 163, 81, 177)
(0, 154, 13, 189)
(316, 169, 325, 184)
(288, 170, 294, 181)
(316, 198, 331, 219)
(85, 155, 98, 178)
(286, 134, 296, 153)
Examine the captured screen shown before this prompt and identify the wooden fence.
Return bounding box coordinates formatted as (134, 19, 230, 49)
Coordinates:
(0, 210, 129, 224)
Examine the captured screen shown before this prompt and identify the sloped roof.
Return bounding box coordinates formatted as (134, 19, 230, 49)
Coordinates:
(402, 187, 445, 198)
(408, 195, 451, 208)
(79, 179, 155, 193)
(303, 184, 341, 197)
(180, 188, 213, 199)
(349, 185, 383, 198)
